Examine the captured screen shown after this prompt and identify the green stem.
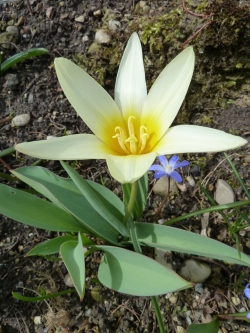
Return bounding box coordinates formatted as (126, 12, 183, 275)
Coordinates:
(124, 181, 166, 333)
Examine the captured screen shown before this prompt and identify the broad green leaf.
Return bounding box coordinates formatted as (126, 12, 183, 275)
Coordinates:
(136, 223, 250, 266)
(60, 234, 85, 300)
(187, 318, 220, 333)
(61, 161, 128, 237)
(95, 245, 192, 296)
(28, 234, 95, 256)
(122, 173, 148, 219)
(12, 166, 123, 244)
(1, 48, 49, 74)
(12, 289, 75, 302)
(0, 184, 85, 232)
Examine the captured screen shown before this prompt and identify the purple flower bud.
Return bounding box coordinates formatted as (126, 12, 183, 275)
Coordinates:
(244, 283, 250, 299)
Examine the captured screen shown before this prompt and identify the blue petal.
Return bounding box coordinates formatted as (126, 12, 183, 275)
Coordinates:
(154, 171, 168, 179)
(247, 313, 250, 319)
(148, 164, 165, 172)
(244, 284, 250, 299)
(175, 160, 190, 169)
(169, 155, 179, 168)
(158, 155, 168, 168)
(169, 170, 183, 182)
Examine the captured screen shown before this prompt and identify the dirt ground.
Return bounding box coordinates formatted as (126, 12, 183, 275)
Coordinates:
(1, 0, 250, 332)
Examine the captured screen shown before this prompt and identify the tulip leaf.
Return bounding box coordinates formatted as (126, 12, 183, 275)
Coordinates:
(136, 223, 250, 266)
(95, 245, 192, 296)
(60, 161, 128, 237)
(12, 289, 75, 302)
(0, 184, 86, 232)
(122, 173, 148, 220)
(187, 318, 220, 333)
(12, 166, 123, 245)
(60, 234, 85, 300)
(0, 48, 49, 74)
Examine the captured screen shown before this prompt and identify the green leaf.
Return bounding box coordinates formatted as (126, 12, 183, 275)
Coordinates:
(187, 318, 220, 333)
(12, 289, 75, 302)
(95, 245, 192, 296)
(0, 48, 49, 74)
(12, 166, 123, 245)
(28, 234, 95, 256)
(0, 184, 85, 232)
(61, 161, 128, 237)
(136, 223, 250, 266)
(122, 173, 148, 219)
(60, 234, 85, 300)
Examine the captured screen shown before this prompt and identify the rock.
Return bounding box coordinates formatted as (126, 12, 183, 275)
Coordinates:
(84, 308, 91, 317)
(95, 29, 111, 44)
(108, 19, 121, 31)
(169, 295, 178, 304)
(152, 177, 178, 197)
(6, 26, 19, 36)
(214, 179, 235, 205)
(46, 7, 54, 19)
(93, 9, 102, 16)
(176, 326, 185, 333)
(155, 248, 173, 270)
(28, 93, 34, 104)
(178, 259, 211, 282)
(64, 273, 74, 287)
(5, 74, 19, 88)
(82, 35, 89, 43)
(231, 296, 241, 306)
(0, 32, 18, 49)
(11, 114, 31, 127)
(34, 316, 41, 325)
(75, 14, 85, 23)
(244, 155, 250, 163)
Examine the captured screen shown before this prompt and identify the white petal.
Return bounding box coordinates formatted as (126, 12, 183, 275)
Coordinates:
(141, 47, 195, 145)
(154, 125, 247, 155)
(15, 134, 117, 160)
(55, 58, 124, 151)
(106, 152, 156, 184)
(115, 33, 147, 123)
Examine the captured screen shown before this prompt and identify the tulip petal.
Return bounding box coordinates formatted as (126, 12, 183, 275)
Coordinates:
(115, 33, 147, 123)
(141, 47, 195, 146)
(154, 125, 247, 155)
(16, 134, 118, 160)
(55, 58, 124, 152)
(106, 152, 156, 184)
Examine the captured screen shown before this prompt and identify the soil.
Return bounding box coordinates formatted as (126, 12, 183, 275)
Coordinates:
(0, 0, 250, 332)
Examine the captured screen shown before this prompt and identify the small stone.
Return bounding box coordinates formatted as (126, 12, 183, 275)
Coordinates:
(11, 114, 30, 127)
(6, 74, 19, 88)
(46, 7, 54, 19)
(28, 93, 34, 104)
(18, 245, 23, 252)
(178, 259, 211, 283)
(194, 283, 203, 293)
(60, 13, 69, 20)
(37, 117, 43, 123)
(93, 9, 102, 16)
(152, 177, 178, 197)
(244, 155, 250, 163)
(84, 308, 91, 317)
(139, 1, 146, 7)
(169, 295, 178, 304)
(176, 326, 185, 333)
(108, 19, 121, 31)
(82, 35, 89, 43)
(0, 32, 18, 49)
(215, 179, 235, 205)
(59, 1, 65, 6)
(16, 281, 24, 288)
(34, 316, 41, 325)
(155, 248, 173, 270)
(231, 296, 241, 306)
(64, 274, 74, 287)
(6, 26, 19, 36)
(75, 14, 85, 23)
(95, 29, 111, 44)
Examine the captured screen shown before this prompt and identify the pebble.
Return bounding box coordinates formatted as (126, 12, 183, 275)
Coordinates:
(6, 26, 19, 36)
(82, 35, 89, 43)
(152, 177, 178, 197)
(34, 316, 41, 325)
(46, 7, 54, 19)
(28, 93, 34, 104)
(0, 32, 18, 49)
(178, 259, 211, 282)
(108, 19, 121, 31)
(84, 308, 91, 317)
(169, 295, 178, 304)
(75, 15, 85, 23)
(214, 179, 235, 205)
(64, 273, 74, 287)
(93, 9, 102, 16)
(244, 155, 250, 163)
(37, 117, 43, 123)
(16, 281, 24, 288)
(194, 283, 203, 293)
(5, 74, 19, 88)
(231, 296, 241, 306)
(95, 29, 111, 44)
(176, 326, 185, 333)
(154, 248, 173, 270)
(11, 114, 31, 127)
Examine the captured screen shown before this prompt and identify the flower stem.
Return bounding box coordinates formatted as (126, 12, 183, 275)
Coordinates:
(123, 181, 166, 333)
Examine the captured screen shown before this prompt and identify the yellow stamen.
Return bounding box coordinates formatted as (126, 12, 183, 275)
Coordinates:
(112, 127, 130, 154)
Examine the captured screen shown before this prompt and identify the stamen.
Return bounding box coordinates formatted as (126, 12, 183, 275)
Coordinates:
(126, 116, 137, 154)
(112, 127, 130, 154)
(138, 126, 149, 154)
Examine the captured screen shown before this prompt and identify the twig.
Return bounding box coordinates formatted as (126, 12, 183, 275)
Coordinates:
(181, 20, 215, 50)
(0, 157, 12, 171)
(154, 177, 171, 219)
(0, 116, 10, 125)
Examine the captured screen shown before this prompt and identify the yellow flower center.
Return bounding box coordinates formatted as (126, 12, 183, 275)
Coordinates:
(112, 116, 149, 155)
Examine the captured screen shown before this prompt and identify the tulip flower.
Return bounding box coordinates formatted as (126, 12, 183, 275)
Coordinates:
(149, 155, 189, 182)
(15, 33, 247, 183)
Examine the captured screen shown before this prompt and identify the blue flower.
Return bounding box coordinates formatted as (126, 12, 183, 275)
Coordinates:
(247, 313, 250, 319)
(148, 155, 189, 183)
(244, 283, 250, 299)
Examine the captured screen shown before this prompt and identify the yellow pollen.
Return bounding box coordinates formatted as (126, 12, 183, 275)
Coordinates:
(112, 116, 149, 155)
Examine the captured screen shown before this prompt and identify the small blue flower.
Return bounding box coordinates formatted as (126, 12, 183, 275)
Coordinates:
(244, 283, 250, 299)
(247, 313, 250, 319)
(148, 155, 189, 183)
